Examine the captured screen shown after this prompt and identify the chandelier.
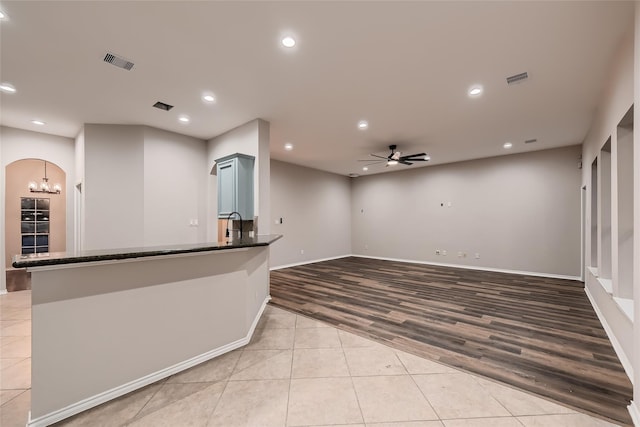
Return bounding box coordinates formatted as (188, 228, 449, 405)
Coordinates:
(28, 160, 61, 194)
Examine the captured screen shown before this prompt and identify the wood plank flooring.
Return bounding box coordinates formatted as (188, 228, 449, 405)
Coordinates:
(269, 256, 633, 426)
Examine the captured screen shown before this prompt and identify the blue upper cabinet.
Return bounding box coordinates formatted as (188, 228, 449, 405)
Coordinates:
(216, 153, 255, 219)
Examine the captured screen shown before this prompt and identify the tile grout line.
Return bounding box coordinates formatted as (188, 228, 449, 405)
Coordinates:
(467, 372, 516, 419)
(283, 315, 298, 427)
(203, 346, 245, 427)
(340, 326, 366, 426)
(400, 354, 444, 423)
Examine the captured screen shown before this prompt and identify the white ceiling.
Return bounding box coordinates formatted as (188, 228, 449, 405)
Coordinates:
(0, 1, 634, 176)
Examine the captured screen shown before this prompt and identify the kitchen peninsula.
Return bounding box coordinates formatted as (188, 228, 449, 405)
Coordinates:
(12, 235, 281, 427)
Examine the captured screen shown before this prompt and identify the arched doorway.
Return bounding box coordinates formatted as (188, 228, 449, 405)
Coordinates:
(4, 159, 66, 291)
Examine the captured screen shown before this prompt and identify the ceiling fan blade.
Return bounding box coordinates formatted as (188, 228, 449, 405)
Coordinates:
(370, 154, 389, 160)
(399, 153, 426, 160)
(404, 158, 427, 162)
(400, 161, 413, 166)
(358, 159, 385, 162)
(362, 161, 382, 167)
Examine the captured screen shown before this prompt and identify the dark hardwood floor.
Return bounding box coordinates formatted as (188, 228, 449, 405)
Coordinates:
(269, 256, 633, 426)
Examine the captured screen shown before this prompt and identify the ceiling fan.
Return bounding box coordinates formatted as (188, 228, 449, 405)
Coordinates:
(359, 145, 430, 167)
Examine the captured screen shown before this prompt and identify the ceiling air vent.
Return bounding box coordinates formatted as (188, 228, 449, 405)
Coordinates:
(153, 101, 174, 111)
(506, 72, 528, 85)
(524, 138, 537, 144)
(103, 52, 134, 71)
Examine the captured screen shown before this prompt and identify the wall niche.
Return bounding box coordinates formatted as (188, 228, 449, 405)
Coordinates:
(615, 105, 634, 301)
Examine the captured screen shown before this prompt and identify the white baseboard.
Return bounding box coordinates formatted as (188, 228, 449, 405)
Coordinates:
(27, 297, 270, 427)
(351, 254, 582, 281)
(0, 289, 7, 295)
(270, 254, 351, 271)
(584, 286, 634, 384)
(629, 400, 640, 426)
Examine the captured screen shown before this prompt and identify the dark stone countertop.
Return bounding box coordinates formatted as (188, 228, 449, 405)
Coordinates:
(12, 234, 282, 268)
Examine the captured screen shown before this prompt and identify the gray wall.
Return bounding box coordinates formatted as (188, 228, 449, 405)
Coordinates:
(351, 145, 582, 277)
(270, 160, 351, 268)
(83, 124, 145, 249)
(82, 124, 207, 250)
(143, 126, 208, 246)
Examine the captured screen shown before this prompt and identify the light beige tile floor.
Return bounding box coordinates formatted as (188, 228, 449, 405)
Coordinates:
(0, 291, 622, 427)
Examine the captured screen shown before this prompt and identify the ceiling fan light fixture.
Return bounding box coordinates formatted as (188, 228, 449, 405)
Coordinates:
(503, 142, 513, 149)
(424, 155, 431, 161)
(362, 166, 368, 171)
(284, 143, 294, 151)
(387, 160, 398, 166)
(357, 120, 368, 130)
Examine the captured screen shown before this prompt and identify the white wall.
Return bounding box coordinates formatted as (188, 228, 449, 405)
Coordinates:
(270, 160, 351, 268)
(580, 18, 637, 413)
(633, 1, 640, 422)
(143, 127, 208, 246)
(83, 124, 145, 250)
(0, 126, 75, 292)
(207, 119, 270, 238)
(351, 146, 582, 278)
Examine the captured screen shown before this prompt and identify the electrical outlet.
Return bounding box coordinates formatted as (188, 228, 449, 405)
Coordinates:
(365, 244, 369, 250)
(300, 249, 304, 255)
(435, 249, 441, 255)
(475, 253, 480, 259)
(442, 250, 447, 256)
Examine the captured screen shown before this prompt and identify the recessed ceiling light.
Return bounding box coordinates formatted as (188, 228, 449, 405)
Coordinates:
(202, 93, 215, 103)
(357, 120, 368, 130)
(468, 85, 483, 97)
(362, 166, 368, 171)
(0, 82, 16, 93)
(284, 143, 294, 151)
(503, 142, 513, 149)
(281, 36, 296, 48)
(0, 11, 7, 20)
(31, 120, 45, 126)
(178, 115, 190, 124)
